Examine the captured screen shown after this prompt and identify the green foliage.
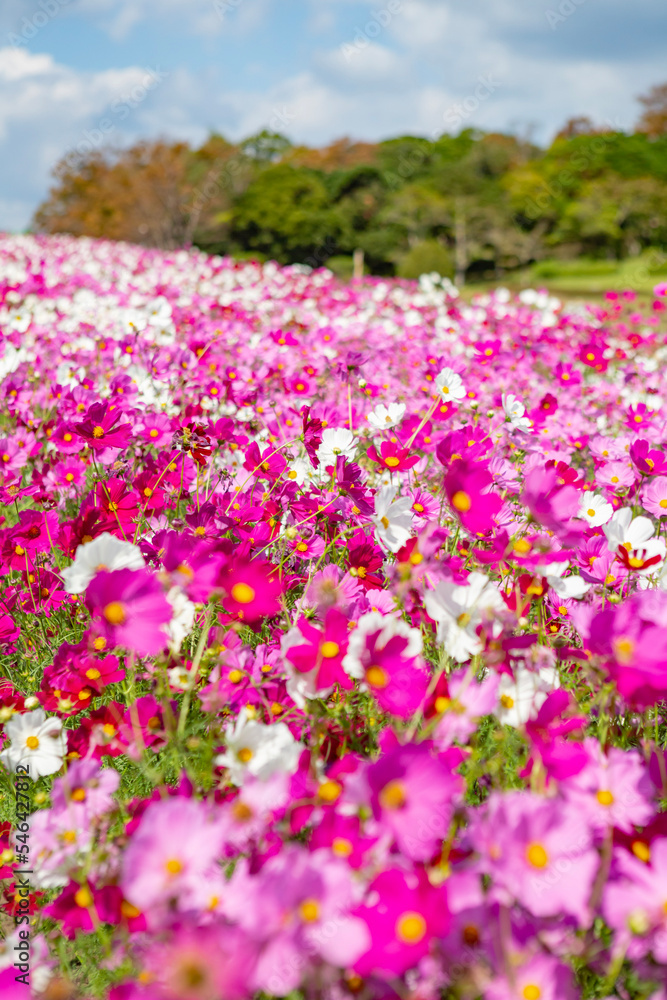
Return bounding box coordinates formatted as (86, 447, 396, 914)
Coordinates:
(32, 121, 667, 282)
(396, 239, 454, 279)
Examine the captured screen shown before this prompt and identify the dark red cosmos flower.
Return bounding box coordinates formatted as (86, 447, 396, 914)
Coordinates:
(616, 546, 663, 573)
(44, 882, 145, 939)
(74, 401, 132, 451)
(178, 422, 212, 466)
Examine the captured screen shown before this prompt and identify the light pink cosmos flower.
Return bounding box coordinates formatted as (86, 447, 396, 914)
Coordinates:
(434, 668, 499, 748)
(641, 476, 667, 517)
(470, 791, 598, 923)
(224, 845, 370, 996)
(139, 924, 257, 1000)
(563, 739, 654, 836)
(603, 839, 667, 964)
(121, 797, 226, 922)
(485, 952, 575, 1000)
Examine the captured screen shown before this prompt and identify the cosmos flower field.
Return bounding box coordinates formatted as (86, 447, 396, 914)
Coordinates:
(2, 235, 667, 999)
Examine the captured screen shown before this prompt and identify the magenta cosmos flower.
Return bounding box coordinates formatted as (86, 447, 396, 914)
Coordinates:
(353, 868, 449, 979)
(86, 568, 172, 656)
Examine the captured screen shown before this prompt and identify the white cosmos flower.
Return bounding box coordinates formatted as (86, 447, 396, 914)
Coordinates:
(373, 486, 414, 553)
(0, 709, 67, 779)
(215, 711, 302, 786)
(367, 402, 406, 430)
(540, 561, 590, 600)
(578, 491, 613, 527)
(434, 367, 466, 401)
(501, 393, 532, 431)
(603, 507, 655, 553)
(497, 666, 560, 727)
(424, 572, 505, 662)
(61, 532, 145, 594)
(342, 611, 422, 681)
(162, 586, 196, 653)
(316, 427, 357, 467)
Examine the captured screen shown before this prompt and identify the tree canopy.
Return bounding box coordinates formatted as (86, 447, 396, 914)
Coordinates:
(32, 84, 667, 281)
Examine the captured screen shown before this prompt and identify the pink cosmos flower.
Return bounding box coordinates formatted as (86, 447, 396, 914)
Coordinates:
(353, 868, 449, 979)
(470, 791, 598, 922)
(364, 740, 463, 861)
(485, 952, 576, 1000)
(523, 689, 587, 783)
(121, 797, 226, 922)
(217, 560, 283, 623)
(224, 846, 370, 995)
(283, 608, 352, 696)
(563, 739, 653, 835)
(445, 459, 502, 535)
(434, 667, 500, 748)
(138, 924, 258, 1000)
(367, 440, 419, 472)
(86, 568, 172, 656)
(641, 476, 667, 517)
(74, 400, 132, 451)
(603, 839, 667, 964)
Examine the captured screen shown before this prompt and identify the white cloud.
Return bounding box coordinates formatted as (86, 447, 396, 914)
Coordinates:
(317, 42, 409, 87)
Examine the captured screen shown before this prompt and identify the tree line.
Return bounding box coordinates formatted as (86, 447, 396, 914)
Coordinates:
(32, 82, 667, 283)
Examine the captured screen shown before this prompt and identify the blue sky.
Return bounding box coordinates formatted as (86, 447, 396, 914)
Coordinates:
(1, 0, 666, 230)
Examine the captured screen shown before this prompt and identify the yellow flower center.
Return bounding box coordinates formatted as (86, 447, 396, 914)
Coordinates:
(365, 665, 389, 688)
(318, 780, 342, 802)
(379, 780, 406, 810)
(92, 425, 104, 438)
(231, 582, 255, 604)
(661, 499, 667, 510)
(396, 911, 427, 944)
(237, 747, 253, 763)
(75, 886, 93, 908)
(121, 900, 142, 918)
(25, 735, 39, 750)
(500, 694, 514, 709)
(85, 668, 101, 680)
(320, 641, 339, 659)
(299, 899, 320, 923)
(452, 491, 471, 512)
(71, 788, 86, 802)
(332, 837, 353, 857)
(385, 456, 400, 468)
(523, 986, 541, 1000)
(526, 843, 548, 868)
(587, 508, 596, 517)
(103, 601, 126, 625)
(596, 789, 614, 807)
(165, 858, 183, 875)
(456, 612, 471, 627)
(228, 669, 243, 684)
(632, 840, 650, 863)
